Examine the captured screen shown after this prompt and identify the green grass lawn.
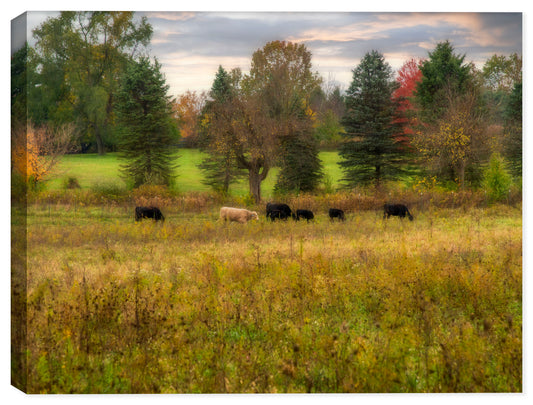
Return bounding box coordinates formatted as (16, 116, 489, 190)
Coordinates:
(47, 149, 343, 197)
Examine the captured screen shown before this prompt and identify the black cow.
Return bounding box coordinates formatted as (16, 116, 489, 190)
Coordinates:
(135, 206, 165, 222)
(267, 210, 289, 221)
(329, 208, 345, 221)
(266, 203, 292, 221)
(293, 209, 314, 222)
(383, 203, 413, 221)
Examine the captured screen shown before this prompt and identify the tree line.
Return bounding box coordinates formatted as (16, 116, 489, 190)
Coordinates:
(11, 12, 522, 203)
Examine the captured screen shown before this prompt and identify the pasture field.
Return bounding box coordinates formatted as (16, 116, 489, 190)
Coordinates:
(46, 150, 343, 197)
(14, 202, 522, 393)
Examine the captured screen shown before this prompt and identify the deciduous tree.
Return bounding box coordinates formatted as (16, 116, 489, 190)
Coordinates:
(173, 90, 207, 147)
(32, 12, 152, 154)
(392, 58, 424, 143)
(482, 53, 522, 93)
(413, 84, 486, 186)
(245, 40, 323, 193)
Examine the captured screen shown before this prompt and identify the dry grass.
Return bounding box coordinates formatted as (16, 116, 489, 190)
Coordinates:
(15, 201, 522, 393)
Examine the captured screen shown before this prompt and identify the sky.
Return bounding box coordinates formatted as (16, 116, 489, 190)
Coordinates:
(13, 7, 523, 98)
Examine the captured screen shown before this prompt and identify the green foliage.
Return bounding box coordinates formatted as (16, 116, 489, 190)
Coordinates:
(198, 66, 246, 194)
(314, 109, 345, 145)
(275, 135, 324, 194)
(503, 82, 522, 177)
(339, 50, 407, 188)
(31, 11, 153, 153)
(482, 53, 522, 93)
(198, 153, 246, 196)
(483, 153, 512, 203)
(415, 41, 472, 122)
(116, 57, 179, 187)
(11, 43, 30, 126)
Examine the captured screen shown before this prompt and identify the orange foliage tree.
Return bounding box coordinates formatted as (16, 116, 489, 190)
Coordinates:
(12, 123, 77, 188)
(172, 90, 207, 147)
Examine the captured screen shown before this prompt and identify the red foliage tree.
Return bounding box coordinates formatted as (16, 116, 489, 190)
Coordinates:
(393, 58, 424, 143)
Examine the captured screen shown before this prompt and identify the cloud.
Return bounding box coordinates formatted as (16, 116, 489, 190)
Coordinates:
(145, 12, 196, 22)
(22, 11, 521, 96)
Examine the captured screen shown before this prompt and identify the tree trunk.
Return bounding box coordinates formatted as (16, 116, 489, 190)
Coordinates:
(247, 163, 270, 204)
(458, 160, 466, 189)
(95, 126, 105, 155)
(249, 168, 262, 204)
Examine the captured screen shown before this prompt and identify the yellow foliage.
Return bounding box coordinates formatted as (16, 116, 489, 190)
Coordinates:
(12, 125, 47, 183)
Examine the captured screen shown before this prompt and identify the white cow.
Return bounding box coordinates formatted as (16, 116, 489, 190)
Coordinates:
(219, 207, 259, 224)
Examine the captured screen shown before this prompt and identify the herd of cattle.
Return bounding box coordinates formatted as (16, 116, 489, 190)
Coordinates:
(134, 202, 414, 224)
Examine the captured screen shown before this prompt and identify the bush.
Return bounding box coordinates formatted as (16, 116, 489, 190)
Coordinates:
(63, 176, 81, 190)
(483, 153, 512, 203)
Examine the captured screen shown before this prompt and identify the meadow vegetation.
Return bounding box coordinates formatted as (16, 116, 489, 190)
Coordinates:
(18, 192, 522, 393)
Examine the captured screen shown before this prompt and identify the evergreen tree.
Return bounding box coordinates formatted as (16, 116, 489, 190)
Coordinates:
(11, 43, 29, 128)
(503, 82, 522, 177)
(339, 50, 405, 188)
(198, 66, 246, 195)
(275, 130, 324, 194)
(115, 57, 179, 187)
(415, 41, 471, 123)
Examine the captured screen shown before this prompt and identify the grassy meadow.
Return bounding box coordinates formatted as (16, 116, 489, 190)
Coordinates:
(16, 200, 521, 393)
(46, 150, 344, 198)
(12, 151, 522, 393)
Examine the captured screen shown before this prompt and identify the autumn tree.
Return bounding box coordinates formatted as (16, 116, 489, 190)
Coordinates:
(115, 57, 179, 187)
(392, 58, 424, 143)
(32, 12, 153, 154)
(413, 41, 488, 185)
(173, 90, 207, 147)
(339, 50, 406, 188)
(200, 41, 323, 202)
(200, 70, 277, 202)
(413, 82, 486, 186)
(12, 123, 78, 192)
(244, 40, 323, 193)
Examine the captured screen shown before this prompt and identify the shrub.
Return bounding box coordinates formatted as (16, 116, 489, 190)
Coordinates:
(63, 176, 81, 190)
(483, 153, 512, 203)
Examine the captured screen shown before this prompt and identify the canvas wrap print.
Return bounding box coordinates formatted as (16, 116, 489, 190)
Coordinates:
(11, 11, 523, 394)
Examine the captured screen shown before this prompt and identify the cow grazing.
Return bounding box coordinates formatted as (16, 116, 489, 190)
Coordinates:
(293, 209, 314, 222)
(266, 202, 292, 221)
(383, 203, 413, 221)
(329, 208, 345, 222)
(135, 206, 165, 222)
(267, 210, 289, 221)
(220, 207, 259, 224)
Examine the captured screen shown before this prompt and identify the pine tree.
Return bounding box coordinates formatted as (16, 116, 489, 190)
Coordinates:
(198, 66, 245, 195)
(115, 57, 179, 187)
(275, 132, 323, 194)
(339, 50, 405, 188)
(415, 41, 471, 123)
(503, 82, 522, 177)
